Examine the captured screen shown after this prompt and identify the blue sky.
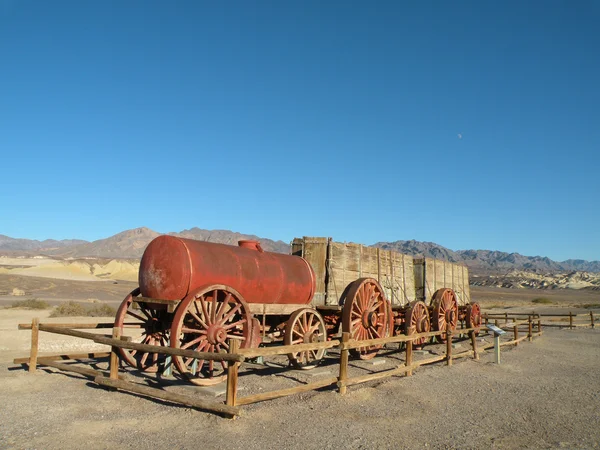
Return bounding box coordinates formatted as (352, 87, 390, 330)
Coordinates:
(1, 1, 598, 261)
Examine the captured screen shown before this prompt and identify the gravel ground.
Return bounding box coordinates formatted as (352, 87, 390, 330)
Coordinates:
(1, 327, 599, 450)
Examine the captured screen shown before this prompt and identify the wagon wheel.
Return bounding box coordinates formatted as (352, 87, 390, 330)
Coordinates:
(404, 301, 431, 346)
(114, 288, 172, 373)
(342, 278, 391, 360)
(284, 308, 327, 369)
(171, 285, 252, 386)
(431, 288, 458, 344)
(465, 302, 482, 335)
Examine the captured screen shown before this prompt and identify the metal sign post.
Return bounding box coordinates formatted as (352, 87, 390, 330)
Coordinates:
(486, 324, 506, 364)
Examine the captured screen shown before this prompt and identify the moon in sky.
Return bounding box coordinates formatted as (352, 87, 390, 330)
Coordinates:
(457, 133, 463, 139)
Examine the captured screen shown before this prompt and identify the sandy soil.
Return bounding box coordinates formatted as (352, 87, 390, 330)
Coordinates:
(472, 285, 600, 310)
(1, 282, 600, 449)
(0, 273, 137, 307)
(1, 305, 599, 449)
(0, 257, 139, 282)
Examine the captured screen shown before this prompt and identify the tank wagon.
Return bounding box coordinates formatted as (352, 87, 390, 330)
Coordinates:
(114, 235, 481, 385)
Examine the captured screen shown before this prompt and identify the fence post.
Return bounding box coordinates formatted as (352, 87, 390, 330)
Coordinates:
(338, 332, 350, 395)
(513, 323, 519, 346)
(591, 311, 595, 329)
(537, 316, 542, 334)
(109, 327, 120, 380)
(469, 330, 479, 360)
(569, 312, 573, 330)
(405, 339, 413, 376)
(446, 328, 453, 367)
(528, 316, 533, 342)
(28, 318, 39, 373)
(226, 339, 240, 409)
(505, 312, 508, 324)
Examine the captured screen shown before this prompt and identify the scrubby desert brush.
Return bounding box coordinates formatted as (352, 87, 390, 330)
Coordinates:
(10, 298, 50, 309)
(531, 297, 553, 304)
(50, 301, 116, 317)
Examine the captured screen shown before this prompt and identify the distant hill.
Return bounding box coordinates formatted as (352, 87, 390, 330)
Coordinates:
(47, 227, 161, 259)
(1, 230, 599, 276)
(6, 227, 291, 259)
(374, 240, 600, 274)
(0, 234, 88, 253)
(170, 227, 290, 254)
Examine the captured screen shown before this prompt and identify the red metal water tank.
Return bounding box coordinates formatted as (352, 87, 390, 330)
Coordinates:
(139, 235, 315, 304)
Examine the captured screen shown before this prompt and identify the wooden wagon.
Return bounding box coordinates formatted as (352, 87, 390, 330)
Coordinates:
(292, 237, 480, 358)
(113, 235, 481, 385)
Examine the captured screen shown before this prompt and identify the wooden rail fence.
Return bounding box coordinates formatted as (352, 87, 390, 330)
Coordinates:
(484, 311, 598, 330)
(15, 313, 557, 418)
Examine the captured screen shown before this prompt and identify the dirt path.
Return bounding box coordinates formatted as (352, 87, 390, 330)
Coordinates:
(1, 326, 599, 449)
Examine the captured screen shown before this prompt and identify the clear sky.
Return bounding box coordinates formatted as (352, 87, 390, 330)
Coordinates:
(1, 1, 598, 261)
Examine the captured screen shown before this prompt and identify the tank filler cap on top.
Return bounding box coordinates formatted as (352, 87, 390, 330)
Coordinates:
(238, 240, 264, 252)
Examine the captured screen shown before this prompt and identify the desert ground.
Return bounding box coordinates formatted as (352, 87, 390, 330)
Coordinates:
(1, 272, 600, 449)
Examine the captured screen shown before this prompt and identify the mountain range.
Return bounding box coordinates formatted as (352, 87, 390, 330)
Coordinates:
(374, 240, 600, 274)
(0, 227, 289, 259)
(1, 228, 599, 275)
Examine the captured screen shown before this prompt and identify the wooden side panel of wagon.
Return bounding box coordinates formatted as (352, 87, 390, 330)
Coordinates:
(292, 237, 416, 307)
(292, 237, 328, 305)
(414, 257, 471, 305)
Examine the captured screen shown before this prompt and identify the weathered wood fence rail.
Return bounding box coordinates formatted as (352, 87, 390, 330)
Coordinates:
(16, 314, 555, 418)
(483, 311, 598, 330)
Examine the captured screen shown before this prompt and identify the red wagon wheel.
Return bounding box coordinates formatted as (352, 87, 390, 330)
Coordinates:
(465, 302, 482, 335)
(342, 278, 391, 360)
(404, 301, 431, 346)
(171, 285, 253, 386)
(431, 288, 459, 344)
(114, 288, 172, 373)
(284, 308, 327, 369)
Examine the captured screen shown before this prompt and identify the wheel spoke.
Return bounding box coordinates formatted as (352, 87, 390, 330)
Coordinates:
(226, 333, 244, 340)
(189, 310, 208, 329)
(308, 314, 316, 332)
(223, 318, 247, 330)
(140, 350, 150, 366)
(297, 317, 306, 334)
(198, 295, 210, 325)
(366, 283, 374, 308)
(181, 326, 207, 334)
(219, 303, 242, 325)
(210, 291, 217, 323)
(126, 310, 147, 323)
(181, 335, 207, 349)
(361, 284, 369, 310)
(215, 293, 231, 320)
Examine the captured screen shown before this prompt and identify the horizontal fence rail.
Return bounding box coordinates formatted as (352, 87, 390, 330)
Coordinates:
(16, 308, 574, 418)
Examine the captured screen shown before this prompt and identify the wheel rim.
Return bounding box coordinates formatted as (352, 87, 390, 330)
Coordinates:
(284, 308, 327, 369)
(404, 301, 430, 346)
(342, 278, 391, 360)
(431, 288, 458, 344)
(114, 288, 171, 373)
(466, 302, 482, 335)
(171, 285, 252, 385)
